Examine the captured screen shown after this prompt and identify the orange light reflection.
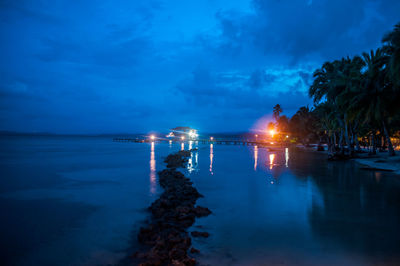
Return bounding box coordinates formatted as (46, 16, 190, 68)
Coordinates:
(269, 154, 275, 170)
(254, 145, 258, 171)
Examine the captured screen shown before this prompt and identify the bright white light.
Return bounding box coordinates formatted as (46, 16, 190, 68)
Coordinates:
(210, 136, 214, 140)
(189, 130, 195, 138)
(181, 136, 185, 140)
(150, 135, 155, 140)
(269, 129, 276, 137)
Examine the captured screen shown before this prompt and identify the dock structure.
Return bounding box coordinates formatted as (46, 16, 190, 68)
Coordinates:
(112, 137, 279, 146)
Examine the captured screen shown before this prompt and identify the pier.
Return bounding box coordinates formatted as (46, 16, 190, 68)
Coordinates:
(112, 137, 279, 146)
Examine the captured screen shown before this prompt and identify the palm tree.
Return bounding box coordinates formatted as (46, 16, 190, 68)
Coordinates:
(302, 23, 400, 157)
(351, 49, 395, 156)
(273, 104, 283, 121)
(309, 59, 357, 155)
(313, 102, 338, 153)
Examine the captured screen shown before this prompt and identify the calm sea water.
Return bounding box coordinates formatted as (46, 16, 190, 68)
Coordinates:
(1, 136, 400, 266)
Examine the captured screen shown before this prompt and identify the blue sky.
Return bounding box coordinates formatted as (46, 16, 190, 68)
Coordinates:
(0, 0, 399, 134)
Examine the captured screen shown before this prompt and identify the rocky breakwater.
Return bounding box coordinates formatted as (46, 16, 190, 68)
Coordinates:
(135, 149, 212, 266)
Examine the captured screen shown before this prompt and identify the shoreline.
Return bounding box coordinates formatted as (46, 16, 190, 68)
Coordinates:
(353, 155, 400, 175)
(296, 144, 400, 175)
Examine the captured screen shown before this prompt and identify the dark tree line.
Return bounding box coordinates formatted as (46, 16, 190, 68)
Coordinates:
(275, 23, 400, 156)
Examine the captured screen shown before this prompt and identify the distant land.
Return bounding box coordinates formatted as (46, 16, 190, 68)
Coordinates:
(0, 130, 252, 138)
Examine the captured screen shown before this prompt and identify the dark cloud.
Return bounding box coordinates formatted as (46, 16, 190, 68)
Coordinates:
(214, 0, 400, 61)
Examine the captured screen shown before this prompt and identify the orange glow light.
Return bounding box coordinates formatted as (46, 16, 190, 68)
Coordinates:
(269, 129, 275, 137)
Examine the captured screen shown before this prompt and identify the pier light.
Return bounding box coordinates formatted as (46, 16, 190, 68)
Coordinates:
(181, 136, 185, 140)
(150, 135, 155, 140)
(210, 137, 214, 141)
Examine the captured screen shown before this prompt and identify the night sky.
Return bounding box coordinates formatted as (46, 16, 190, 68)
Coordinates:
(1, 0, 399, 134)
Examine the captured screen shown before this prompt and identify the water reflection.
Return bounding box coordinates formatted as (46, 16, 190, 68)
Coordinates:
(254, 145, 258, 171)
(169, 140, 172, 148)
(187, 146, 198, 174)
(175, 147, 400, 264)
(287, 150, 400, 259)
(210, 143, 214, 175)
(150, 142, 156, 195)
(285, 148, 289, 167)
(181, 142, 184, 151)
(375, 172, 381, 183)
(269, 153, 275, 170)
(189, 140, 193, 150)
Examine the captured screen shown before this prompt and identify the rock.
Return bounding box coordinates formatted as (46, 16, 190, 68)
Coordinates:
(194, 206, 212, 217)
(190, 247, 200, 254)
(133, 251, 146, 259)
(168, 247, 186, 260)
(135, 150, 211, 265)
(182, 258, 197, 266)
(191, 231, 210, 238)
(171, 259, 186, 266)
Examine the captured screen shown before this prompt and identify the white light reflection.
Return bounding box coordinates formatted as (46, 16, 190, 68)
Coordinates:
(188, 155, 193, 173)
(169, 140, 172, 148)
(254, 145, 258, 171)
(181, 142, 184, 151)
(189, 140, 193, 150)
(150, 142, 156, 195)
(269, 154, 275, 170)
(187, 149, 198, 174)
(209, 143, 214, 175)
(285, 148, 289, 167)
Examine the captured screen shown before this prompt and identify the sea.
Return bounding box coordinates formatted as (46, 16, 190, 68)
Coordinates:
(1, 135, 400, 266)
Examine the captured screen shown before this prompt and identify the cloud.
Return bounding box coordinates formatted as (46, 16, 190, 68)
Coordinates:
(0, 0, 398, 133)
(176, 65, 313, 114)
(212, 0, 400, 61)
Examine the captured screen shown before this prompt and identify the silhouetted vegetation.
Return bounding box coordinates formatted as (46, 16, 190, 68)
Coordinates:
(279, 23, 400, 156)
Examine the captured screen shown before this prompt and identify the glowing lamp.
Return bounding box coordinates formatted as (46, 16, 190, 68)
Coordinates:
(210, 137, 214, 140)
(181, 136, 185, 140)
(150, 135, 155, 140)
(269, 129, 275, 137)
